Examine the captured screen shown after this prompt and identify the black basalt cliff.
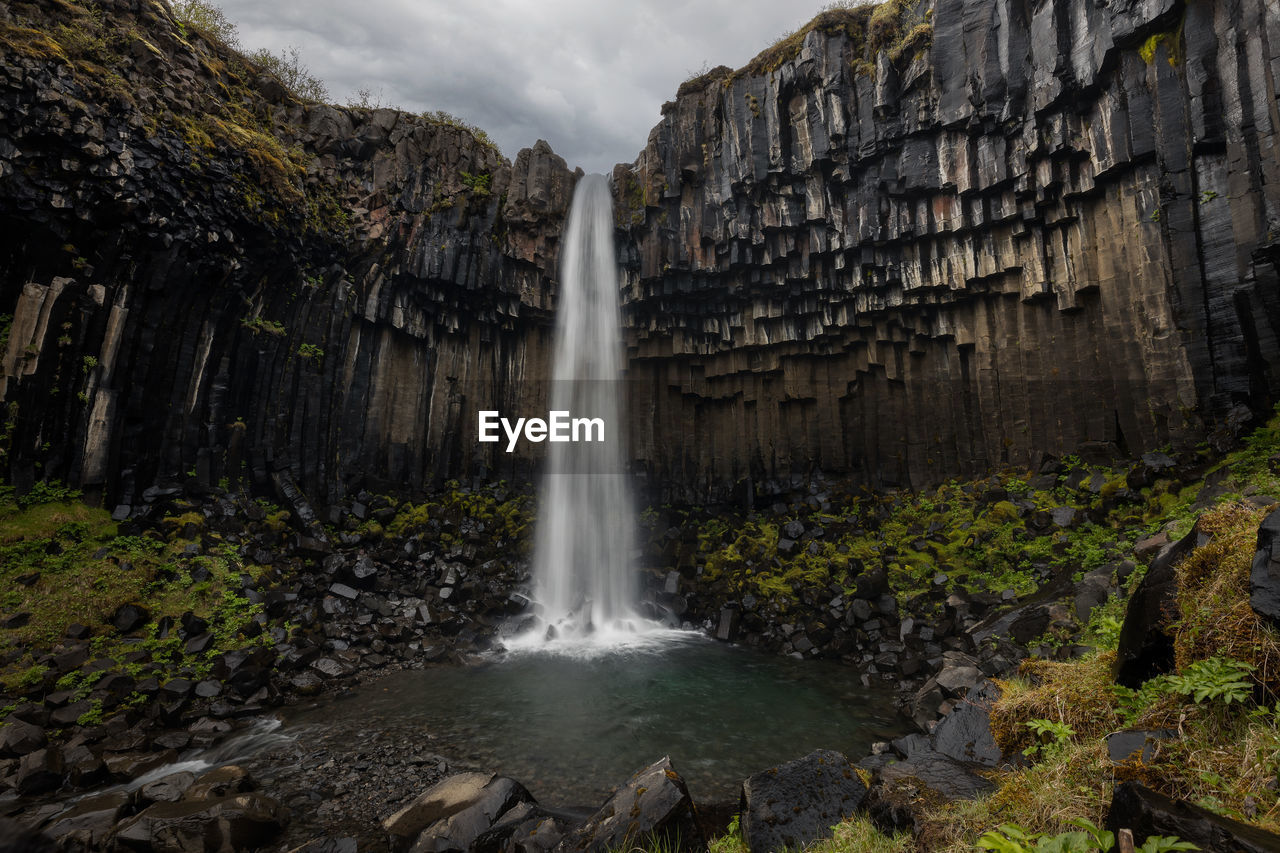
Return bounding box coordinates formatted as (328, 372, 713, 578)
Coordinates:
(2, 0, 1279, 507)
(613, 0, 1280, 500)
(0, 0, 579, 505)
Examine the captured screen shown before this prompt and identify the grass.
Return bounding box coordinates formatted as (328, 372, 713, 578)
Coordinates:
(0, 485, 272, 694)
(732, 0, 932, 82)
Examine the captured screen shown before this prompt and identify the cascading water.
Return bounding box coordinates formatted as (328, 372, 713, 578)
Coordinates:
(518, 174, 654, 648)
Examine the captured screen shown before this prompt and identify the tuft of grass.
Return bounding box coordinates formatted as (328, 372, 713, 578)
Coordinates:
(989, 654, 1121, 757)
(1174, 502, 1280, 696)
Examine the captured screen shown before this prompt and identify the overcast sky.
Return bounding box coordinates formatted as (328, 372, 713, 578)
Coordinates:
(212, 0, 847, 173)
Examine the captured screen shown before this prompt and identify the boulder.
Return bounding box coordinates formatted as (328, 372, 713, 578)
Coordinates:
(0, 718, 47, 757)
(111, 603, 150, 634)
(16, 747, 63, 795)
(931, 681, 1002, 767)
(740, 750, 865, 853)
(473, 802, 566, 853)
(1106, 782, 1280, 853)
(1250, 508, 1280, 625)
(405, 776, 533, 852)
(1114, 526, 1199, 687)
(559, 756, 702, 853)
(382, 771, 505, 846)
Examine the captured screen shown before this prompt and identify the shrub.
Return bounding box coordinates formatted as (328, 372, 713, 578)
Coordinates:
(171, 0, 240, 47)
(246, 45, 328, 102)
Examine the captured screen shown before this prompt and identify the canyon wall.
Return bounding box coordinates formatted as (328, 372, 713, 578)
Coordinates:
(614, 0, 1280, 500)
(1, 0, 1279, 507)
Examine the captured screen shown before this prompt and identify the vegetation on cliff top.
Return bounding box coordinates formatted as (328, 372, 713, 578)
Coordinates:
(730, 0, 933, 83)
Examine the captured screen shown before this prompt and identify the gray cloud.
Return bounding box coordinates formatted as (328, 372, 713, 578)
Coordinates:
(211, 0, 835, 172)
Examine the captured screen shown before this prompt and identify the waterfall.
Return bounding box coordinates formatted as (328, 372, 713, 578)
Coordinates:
(523, 174, 643, 646)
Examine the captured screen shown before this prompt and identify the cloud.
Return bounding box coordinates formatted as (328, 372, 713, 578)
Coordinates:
(210, 0, 834, 172)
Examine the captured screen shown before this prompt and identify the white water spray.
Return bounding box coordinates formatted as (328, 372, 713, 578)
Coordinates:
(516, 174, 659, 650)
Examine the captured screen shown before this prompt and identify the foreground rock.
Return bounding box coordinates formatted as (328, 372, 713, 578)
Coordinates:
(864, 681, 1003, 834)
(1251, 508, 1280, 624)
(1114, 527, 1200, 687)
(558, 757, 702, 853)
(1107, 782, 1280, 853)
(381, 771, 535, 852)
(739, 750, 867, 853)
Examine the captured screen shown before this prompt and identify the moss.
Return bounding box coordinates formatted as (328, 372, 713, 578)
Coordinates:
(0, 24, 69, 59)
(1139, 30, 1181, 67)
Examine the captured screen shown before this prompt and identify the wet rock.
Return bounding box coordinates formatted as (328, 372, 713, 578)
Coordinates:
(46, 789, 130, 848)
(140, 770, 198, 804)
(716, 606, 740, 642)
(104, 749, 179, 782)
(740, 750, 865, 853)
(931, 681, 1001, 767)
(560, 756, 702, 853)
(185, 765, 257, 800)
(113, 792, 289, 851)
(1106, 782, 1280, 853)
(16, 747, 63, 795)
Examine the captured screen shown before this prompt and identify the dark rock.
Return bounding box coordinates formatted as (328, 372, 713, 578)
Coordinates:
(16, 747, 63, 795)
(932, 681, 1002, 767)
(104, 749, 179, 782)
(560, 756, 702, 853)
(1115, 526, 1199, 687)
(185, 765, 256, 800)
(110, 603, 149, 634)
(1250, 508, 1280, 625)
(50, 700, 94, 727)
(45, 789, 130, 848)
(740, 749, 865, 853)
(381, 771, 507, 845)
(140, 771, 198, 804)
(1106, 782, 1280, 853)
(0, 718, 47, 757)
(402, 776, 534, 852)
(716, 606, 740, 642)
(1105, 730, 1176, 764)
(878, 750, 994, 801)
(113, 792, 289, 851)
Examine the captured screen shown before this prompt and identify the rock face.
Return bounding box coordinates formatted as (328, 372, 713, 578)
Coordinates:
(614, 0, 1280, 500)
(2, 0, 1279, 504)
